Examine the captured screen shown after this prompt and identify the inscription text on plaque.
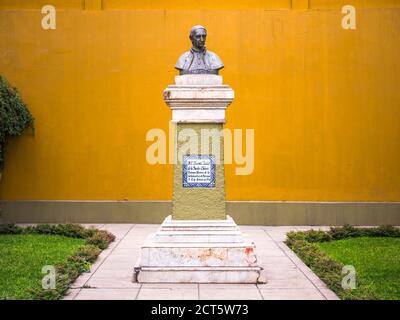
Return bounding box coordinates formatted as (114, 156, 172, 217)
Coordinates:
(182, 155, 215, 188)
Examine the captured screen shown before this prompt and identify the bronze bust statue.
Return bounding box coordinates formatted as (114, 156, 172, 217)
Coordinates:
(175, 25, 224, 75)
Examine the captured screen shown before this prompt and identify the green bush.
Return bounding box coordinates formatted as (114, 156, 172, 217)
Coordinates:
(330, 224, 400, 239)
(0, 223, 24, 234)
(286, 225, 399, 247)
(86, 229, 116, 249)
(30, 245, 102, 300)
(289, 239, 343, 293)
(22, 223, 94, 239)
(286, 229, 332, 246)
(72, 244, 101, 263)
(0, 75, 34, 171)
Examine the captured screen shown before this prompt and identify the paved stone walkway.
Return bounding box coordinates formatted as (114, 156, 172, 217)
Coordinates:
(64, 224, 339, 300)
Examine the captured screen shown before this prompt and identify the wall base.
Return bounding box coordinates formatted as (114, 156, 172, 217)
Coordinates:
(0, 200, 399, 226)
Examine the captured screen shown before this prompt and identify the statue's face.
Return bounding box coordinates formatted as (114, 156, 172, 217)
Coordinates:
(190, 29, 207, 50)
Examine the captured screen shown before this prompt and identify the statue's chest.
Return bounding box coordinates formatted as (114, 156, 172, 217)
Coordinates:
(190, 53, 207, 70)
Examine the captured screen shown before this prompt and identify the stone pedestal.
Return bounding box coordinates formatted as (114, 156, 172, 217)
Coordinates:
(133, 74, 263, 283)
(133, 215, 261, 283)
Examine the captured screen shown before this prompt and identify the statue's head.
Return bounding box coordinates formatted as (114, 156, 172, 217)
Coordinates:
(189, 25, 207, 51)
(175, 25, 223, 74)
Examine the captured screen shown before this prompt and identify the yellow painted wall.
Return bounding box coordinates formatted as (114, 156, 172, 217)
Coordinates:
(0, 0, 399, 201)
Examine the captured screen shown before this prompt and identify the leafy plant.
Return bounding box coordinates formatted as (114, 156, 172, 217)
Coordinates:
(86, 229, 116, 249)
(0, 75, 34, 171)
(286, 229, 332, 246)
(286, 224, 400, 246)
(0, 223, 24, 234)
(329, 224, 400, 239)
(30, 245, 102, 300)
(0, 223, 114, 245)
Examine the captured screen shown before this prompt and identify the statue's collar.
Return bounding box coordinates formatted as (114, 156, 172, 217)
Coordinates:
(190, 47, 206, 54)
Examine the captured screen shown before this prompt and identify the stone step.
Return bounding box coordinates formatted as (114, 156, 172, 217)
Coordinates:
(142, 241, 256, 248)
(142, 233, 255, 248)
(139, 245, 259, 268)
(162, 220, 236, 225)
(162, 215, 235, 222)
(160, 226, 239, 231)
(153, 231, 245, 243)
(134, 266, 263, 283)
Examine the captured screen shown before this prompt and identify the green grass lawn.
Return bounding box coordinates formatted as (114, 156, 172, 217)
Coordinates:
(317, 237, 400, 300)
(0, 234, 85, 299)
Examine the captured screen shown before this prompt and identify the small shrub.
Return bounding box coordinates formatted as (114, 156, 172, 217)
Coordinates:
(366, 225, 400, 237)
(329, 224, 400, 240)
(53, 224, 89, 238)
(86, 230, 116, 249)
(0, 223, 24, 234)
(329, 224, 362, 239)
(19, 223, 99, 239)
(286, 229, 332, 246)
(73, 245, 101, 263)
(26, 224, 55, 235)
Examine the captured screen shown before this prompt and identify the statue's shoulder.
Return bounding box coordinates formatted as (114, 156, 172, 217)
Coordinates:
(175, 51, 193, 70)
(205, 50, 224, 70)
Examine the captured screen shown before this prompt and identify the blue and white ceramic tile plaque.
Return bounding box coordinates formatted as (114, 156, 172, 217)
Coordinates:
(183, 155, 216, 188)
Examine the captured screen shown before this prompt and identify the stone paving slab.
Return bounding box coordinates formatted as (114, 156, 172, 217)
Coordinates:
(138, 286, 199, 300)
(67, 224, 339, 300)
(86, 277, 141, 289)
(75, 288, 139, 300)
(260, 288, 325, 300)
(199, 284, 263, 300)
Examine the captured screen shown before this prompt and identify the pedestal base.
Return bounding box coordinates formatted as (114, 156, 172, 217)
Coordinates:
(133, 216, 263, 283)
